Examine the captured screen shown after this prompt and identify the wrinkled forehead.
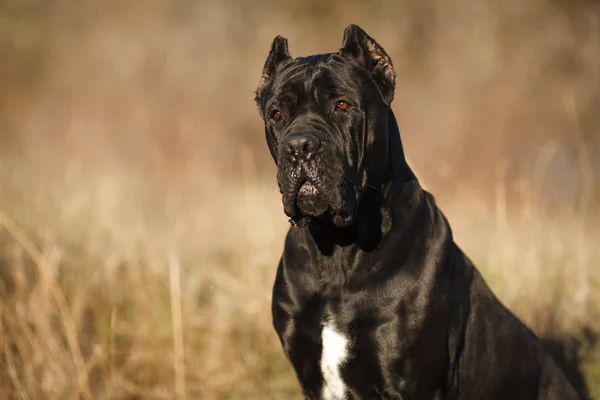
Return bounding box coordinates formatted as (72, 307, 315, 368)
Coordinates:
(266, 53, 363, 104)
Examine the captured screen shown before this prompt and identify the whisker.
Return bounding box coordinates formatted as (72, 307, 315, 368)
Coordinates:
(344, 176, 382, 192)
(365, 183, 382, 192)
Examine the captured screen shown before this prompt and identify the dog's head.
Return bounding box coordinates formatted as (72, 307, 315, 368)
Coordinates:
(255, 25, 396, 227)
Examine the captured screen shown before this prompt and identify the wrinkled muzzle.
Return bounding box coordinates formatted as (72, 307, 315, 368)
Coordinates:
(276, 131, 358, 227)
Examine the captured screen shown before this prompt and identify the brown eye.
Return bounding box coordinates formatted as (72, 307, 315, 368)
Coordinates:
(270, 110, 282, 121)
(336, 101, 350, 111)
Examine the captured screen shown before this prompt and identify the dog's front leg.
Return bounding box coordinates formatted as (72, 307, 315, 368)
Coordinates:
(272, 262, 325, 399)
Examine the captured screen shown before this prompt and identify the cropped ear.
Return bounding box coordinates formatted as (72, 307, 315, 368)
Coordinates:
(340, 24, 396, 105)
(255, 36, 292, 105)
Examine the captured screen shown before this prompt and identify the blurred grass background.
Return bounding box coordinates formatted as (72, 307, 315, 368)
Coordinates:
(0, 0, 599, 398)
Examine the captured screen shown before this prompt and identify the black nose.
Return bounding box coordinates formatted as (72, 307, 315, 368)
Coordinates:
(283, 132, 321, 160)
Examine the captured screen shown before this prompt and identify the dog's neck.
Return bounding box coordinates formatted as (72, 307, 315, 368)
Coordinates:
(307, 110, 417, 254)
(387, 110, 416, 190)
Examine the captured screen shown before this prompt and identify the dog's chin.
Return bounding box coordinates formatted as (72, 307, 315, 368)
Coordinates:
(295, 182, 329, 217)
(284, 182, 356, 228)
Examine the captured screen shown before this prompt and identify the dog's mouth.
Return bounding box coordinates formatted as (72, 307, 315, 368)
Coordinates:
(285, 177, 329, 219)
(280, 172, 356, 228)
(298, 181, 318, 197)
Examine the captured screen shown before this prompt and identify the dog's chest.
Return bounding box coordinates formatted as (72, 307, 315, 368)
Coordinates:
(320, 320, 351, 400)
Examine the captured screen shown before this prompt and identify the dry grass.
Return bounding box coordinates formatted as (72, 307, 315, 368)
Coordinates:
(0, 178, 598, 399)
(0, 179, 301, 399)
(0, 0, 599, 398)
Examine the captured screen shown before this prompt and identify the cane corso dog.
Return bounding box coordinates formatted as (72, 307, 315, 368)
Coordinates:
(254, 24, 580, 400)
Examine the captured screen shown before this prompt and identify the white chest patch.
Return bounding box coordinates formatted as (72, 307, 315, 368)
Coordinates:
(320, 323, 350, 400)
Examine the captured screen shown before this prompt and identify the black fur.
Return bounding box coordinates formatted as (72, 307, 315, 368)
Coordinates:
(255, 24, 580, 400)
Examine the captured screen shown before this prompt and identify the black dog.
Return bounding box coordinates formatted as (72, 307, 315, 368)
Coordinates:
(254, 25, 580, 400)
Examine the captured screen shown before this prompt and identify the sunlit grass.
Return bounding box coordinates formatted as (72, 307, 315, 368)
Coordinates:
(0, 172, 598, 398)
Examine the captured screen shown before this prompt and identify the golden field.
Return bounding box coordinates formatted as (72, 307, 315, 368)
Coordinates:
(0, 0, 599, 398)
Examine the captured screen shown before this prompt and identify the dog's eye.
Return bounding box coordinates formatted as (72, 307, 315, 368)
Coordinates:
(336, 101, 350, 111)
(270, 110, 283, 121)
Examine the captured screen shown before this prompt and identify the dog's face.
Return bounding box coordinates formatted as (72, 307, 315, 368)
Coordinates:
(255, 25, 396, 227)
